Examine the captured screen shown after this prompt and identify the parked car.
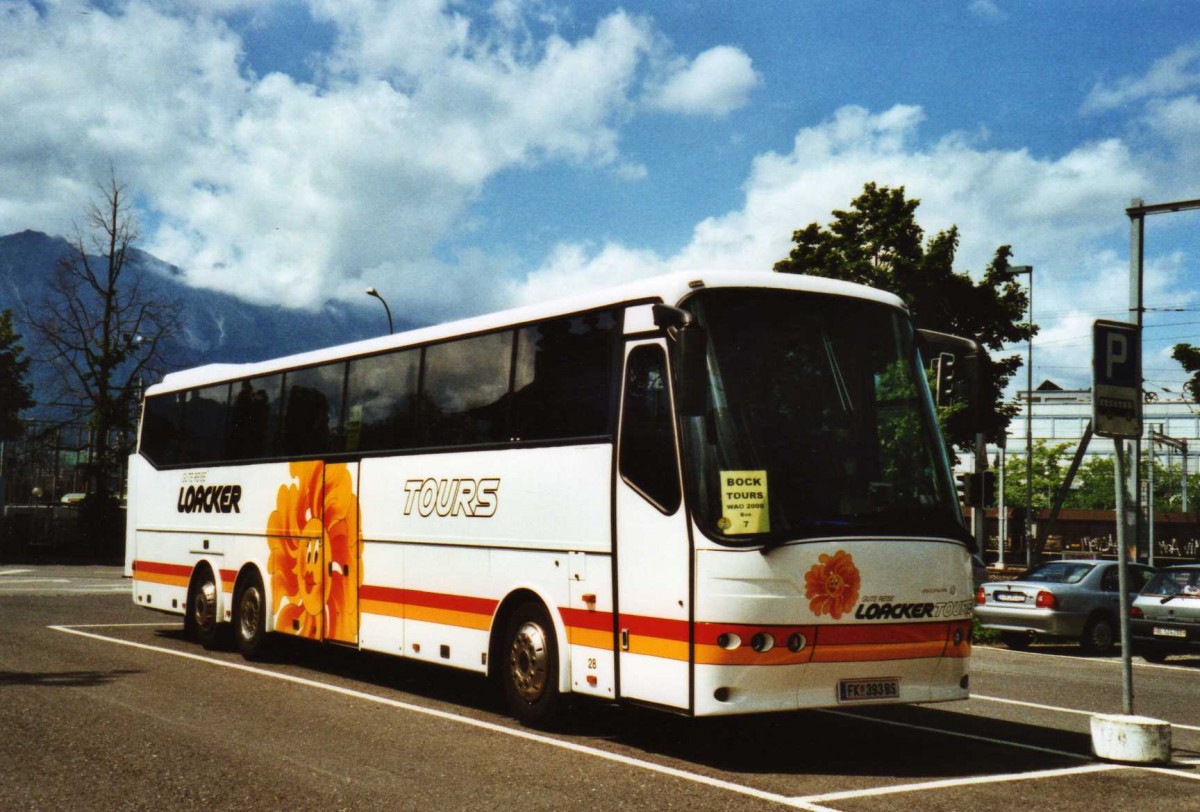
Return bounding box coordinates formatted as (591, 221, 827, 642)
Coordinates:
(975, 559, 1157, 654)
(1131, 564, 1200, 663)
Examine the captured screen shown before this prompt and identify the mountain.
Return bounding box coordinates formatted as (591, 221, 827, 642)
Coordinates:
(0, 230, 406, 418)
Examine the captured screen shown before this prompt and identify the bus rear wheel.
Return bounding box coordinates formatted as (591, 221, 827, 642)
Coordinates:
(502, 602, 561, 727)
(234, 575, 270, 660)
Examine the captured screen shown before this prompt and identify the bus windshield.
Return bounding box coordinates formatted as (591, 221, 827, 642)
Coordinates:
(678, 288, 966, 546)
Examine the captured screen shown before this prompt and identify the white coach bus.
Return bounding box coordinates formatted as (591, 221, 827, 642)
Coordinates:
(126, 271, 983, 725)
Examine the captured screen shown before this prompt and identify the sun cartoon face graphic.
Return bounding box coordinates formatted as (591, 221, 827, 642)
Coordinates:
(804, 550, 861, 620)
(266, 461, 359, 640)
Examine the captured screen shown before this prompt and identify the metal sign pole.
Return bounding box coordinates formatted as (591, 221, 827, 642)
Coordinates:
(1093, 319, 1142, 718)
(1112, 440, 1134, 715)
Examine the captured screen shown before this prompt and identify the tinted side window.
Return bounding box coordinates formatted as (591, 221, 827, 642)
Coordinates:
(1101, 566, 1119, 592)
(619, 344, 681, 513)
(228, 375, 282, 460)
(283, 363, 347, 456)
(512, 310, 619, 442)
(346, 349, 421, 452)
(421, 332, 513, 447)
(181, 384, 230, 465)
(141, 393, 184, 466)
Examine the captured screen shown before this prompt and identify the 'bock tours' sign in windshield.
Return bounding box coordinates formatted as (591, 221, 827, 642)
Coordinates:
(719, 470, 770, 535)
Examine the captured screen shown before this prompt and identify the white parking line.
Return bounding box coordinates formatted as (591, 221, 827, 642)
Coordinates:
(50, 624, 826, 811)
(972, 693, 1200, 734)
(0, 569, 33, 576)
(793, 763, 1123, 805)
(816, 708, 1090, 761)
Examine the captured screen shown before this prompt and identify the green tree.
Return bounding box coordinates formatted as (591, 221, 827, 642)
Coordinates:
(0, 309, 35, 439)
(1001, 440, 1072, 510)
(1171, 343, 1200, 402)
(1066, 455, 1116, 510)
(774, 182, 1035, 449)
(28, 174, 178, 554)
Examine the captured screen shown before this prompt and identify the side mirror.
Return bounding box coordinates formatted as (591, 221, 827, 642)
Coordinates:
(918, 329, 990, 431)
(653, 304, 708, 417)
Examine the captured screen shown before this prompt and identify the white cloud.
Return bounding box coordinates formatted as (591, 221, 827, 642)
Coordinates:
(0, 1, 745, 312)
(513, 103, 1163, 390)
(968, 1, 1006, 22)
(647, 45, 760, 117)
(1083, 43, 1200, 113)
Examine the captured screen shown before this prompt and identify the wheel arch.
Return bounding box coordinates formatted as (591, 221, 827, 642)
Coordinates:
(185, 560, 223, 627)
(488, 587, 571, 693)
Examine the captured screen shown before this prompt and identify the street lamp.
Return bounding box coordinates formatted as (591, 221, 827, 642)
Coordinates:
(1012, 265, 1034, 566)
(365, 287, 393, 335)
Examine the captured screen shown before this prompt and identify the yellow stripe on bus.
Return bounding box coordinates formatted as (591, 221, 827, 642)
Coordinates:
(627, 635, 689, 661)
(567, 626, 613, 649)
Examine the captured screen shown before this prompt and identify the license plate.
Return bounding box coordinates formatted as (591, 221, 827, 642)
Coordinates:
(995, 592, 1026, 603)
(838, 677, 900, 703)
(1153, 626, 1187, 638)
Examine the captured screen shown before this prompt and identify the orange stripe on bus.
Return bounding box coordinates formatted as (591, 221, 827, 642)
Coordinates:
(811, 640, 948, 663)
(132, 570, 190, 587)
(133, 560, 191, 577)
(695, 643, 814, 666)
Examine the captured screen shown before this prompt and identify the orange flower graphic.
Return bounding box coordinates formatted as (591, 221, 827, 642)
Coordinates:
(267, 461, 359, 641)
(804, 550, 861, 620)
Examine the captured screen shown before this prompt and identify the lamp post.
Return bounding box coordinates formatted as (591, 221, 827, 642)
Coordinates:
(1012, 265, 1034, 565)
(365, 287, 393, 335)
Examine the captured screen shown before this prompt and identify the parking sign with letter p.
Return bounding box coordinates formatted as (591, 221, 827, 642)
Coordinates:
(1093, 320, 1141, 439)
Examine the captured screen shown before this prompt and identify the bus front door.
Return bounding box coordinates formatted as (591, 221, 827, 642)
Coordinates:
(615, 341, 691, 711)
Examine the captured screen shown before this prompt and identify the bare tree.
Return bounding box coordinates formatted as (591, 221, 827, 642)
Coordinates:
(29, 172, 179, 552)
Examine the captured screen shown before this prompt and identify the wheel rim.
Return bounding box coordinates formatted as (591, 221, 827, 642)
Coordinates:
(192, 580, 217, 633)
(509, 620, 549, 702)
(239, 586, 262, 642)
(1091, 620, 1113, 651)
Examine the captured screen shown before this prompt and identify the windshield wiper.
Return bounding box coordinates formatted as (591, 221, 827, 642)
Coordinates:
(822, 330, 854, 415)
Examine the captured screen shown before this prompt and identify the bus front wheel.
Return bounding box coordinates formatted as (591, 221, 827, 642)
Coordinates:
(502, 602, 561, 727)
(188, 569, 221, 649)
(234, 575, 270, 660)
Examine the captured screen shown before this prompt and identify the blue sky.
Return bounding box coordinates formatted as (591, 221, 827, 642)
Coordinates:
(4, 1, 1200, 394)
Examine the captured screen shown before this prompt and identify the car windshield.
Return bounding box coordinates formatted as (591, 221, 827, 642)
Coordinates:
(1019, 562, 1095, 584)
(1142, 569, 1200, 596)
(677, 288, 965, 545)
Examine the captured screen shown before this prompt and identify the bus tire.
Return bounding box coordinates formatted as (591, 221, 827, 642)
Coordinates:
(234, 574, 270, 660)
(188, 568, 222, 649)
(502, 602, 561, 728)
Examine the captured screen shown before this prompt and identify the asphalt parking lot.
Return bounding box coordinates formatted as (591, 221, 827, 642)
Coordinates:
(2, 564, 1198, 810)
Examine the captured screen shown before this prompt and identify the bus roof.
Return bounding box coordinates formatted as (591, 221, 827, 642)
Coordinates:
(147, 270, 906, 395)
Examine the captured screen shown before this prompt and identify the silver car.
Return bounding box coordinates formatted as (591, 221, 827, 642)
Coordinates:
(975, 559, 1156, 654)
(1131, 564, 1200, 663)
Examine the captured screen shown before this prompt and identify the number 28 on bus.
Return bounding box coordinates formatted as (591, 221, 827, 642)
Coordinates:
(126, 271, 986, 726)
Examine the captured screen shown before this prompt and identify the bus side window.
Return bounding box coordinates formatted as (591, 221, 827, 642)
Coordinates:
(141, 392, 185, 466)
(619, 344, 681, 514)
(345, 348, 421, 452)
(181, 384, 230, 465)
(421, 331, 514, 447)
(227, 374, 282, 461)
(511, 310, 619, 441)
(283, 362, 347, 456)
